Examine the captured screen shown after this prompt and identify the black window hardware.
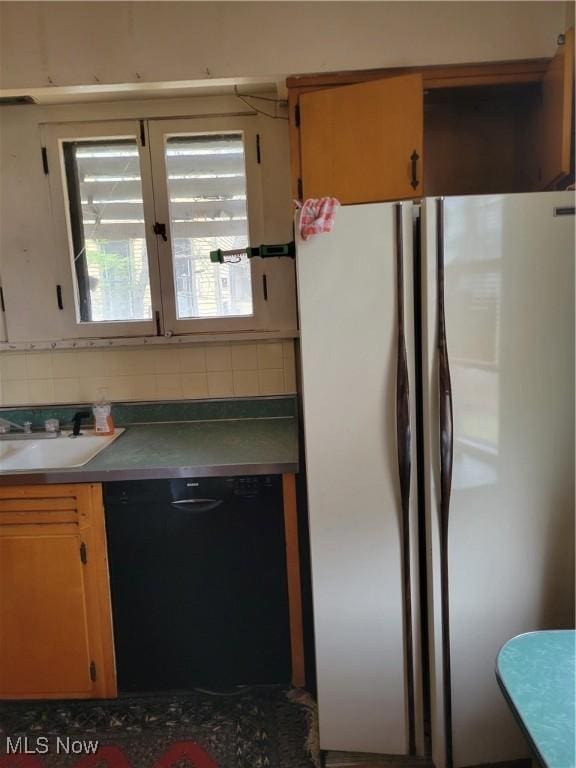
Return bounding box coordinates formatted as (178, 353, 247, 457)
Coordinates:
(153, 222, 168, 241)
(41, 146, 49, 175)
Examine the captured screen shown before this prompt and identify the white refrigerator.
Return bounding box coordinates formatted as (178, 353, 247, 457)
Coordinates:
(296, 192, 575, 767)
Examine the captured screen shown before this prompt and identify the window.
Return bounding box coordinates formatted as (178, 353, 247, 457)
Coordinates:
(164, 134, 252, 319)
(44, 116, 291, 340)
(62, 139, 152, 322)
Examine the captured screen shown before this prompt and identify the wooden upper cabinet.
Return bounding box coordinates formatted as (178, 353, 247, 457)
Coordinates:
(540, 28, 575, 188)
(0, 483, 116, 699)
(298, 74, 424, 204)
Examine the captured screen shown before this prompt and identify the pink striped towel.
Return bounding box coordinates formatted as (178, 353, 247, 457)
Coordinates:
(299, 197, 340, 240)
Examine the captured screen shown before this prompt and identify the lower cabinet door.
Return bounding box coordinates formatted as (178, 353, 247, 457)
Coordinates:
(0, 483, 116, 699)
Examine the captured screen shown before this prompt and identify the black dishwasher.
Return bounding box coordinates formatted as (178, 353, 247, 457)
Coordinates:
(104, 476, 291, 691)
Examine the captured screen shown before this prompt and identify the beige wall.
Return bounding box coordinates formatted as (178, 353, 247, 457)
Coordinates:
(0, 341, 297, 406)
(0, 1, 566, 93)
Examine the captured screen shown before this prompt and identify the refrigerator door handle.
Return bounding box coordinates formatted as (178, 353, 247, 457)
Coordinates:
(394, 202, 416, 755)
(436, 196, 454, 768)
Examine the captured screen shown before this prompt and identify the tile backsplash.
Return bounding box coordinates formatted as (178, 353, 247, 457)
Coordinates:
(0, 340, 297, 406)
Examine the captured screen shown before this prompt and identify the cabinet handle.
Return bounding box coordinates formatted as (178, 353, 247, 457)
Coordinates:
(410, 151, 420, 190)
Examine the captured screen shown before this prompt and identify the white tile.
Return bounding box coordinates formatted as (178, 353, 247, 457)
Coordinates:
(127, 350, 157, 375)
(153, 348, 180, 374)
(284, 364, 297, 393)
(207, 371, 234, 397)
(181, 373, 209, 398)
(78, 376, 110, 402)
(76, 350, 105, 378)
(233, 370, 260, 396)
(179, 346, 206, 373)
(51, 351, 80, 379)
(282, 340, 296, 365)
(206, 345, 232, 371)
(25, 353, 53, 380)
(2, 379, 30, 406)
(155, 373, 182, 398)
(258, 369, 285, 395)
(105, 376, 133, 401)
(257, 342, 283, 369)
(130, 375, 157, 401)
(231, 344, 258, 371)
(28, 378, 55, 405)
(52, 378, 81, 404)
(101, 350, 133, 376)
(3, 354, 27, 380)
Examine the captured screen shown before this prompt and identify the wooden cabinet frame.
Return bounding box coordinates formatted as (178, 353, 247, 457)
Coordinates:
(287, 57, 559, 201)
(0, 483, 116, 699)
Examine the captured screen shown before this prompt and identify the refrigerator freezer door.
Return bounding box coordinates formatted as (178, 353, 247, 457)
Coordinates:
(421, 192, 575, 768)
(296, 203, 421, 754)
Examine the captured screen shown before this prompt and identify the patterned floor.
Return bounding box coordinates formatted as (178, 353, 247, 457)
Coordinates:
(0, 687, 319, 768)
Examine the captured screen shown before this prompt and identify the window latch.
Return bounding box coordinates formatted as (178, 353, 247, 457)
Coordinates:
(153, 222, 168, 242)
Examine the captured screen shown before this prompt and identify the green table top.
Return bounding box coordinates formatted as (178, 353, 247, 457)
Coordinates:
(496, 630, 576, 768)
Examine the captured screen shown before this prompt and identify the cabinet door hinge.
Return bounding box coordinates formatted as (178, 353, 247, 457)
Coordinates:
(256, 133, 261, 164)
(80, 541, 87, 564)
(89, 661, 97, 682)
(41, 147, 49, 175)
(297, 178, 303, 200)
(139, 120, 146, 147)
(294, 104, 300, 127)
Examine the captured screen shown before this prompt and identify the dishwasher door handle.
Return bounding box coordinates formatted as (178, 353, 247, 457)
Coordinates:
(170, 498, 224, 513)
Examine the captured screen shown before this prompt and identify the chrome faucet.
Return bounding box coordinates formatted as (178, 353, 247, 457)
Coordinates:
(0, 417, 32, 434)
(0, 417, 60, 440)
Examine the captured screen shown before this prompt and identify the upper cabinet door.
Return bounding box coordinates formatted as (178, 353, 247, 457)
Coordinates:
(540, 28, 574, 188)
(299, 74, 423, 204)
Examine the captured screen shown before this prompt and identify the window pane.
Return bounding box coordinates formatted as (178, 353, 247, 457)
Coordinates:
(165, 134, 253, 319)
(63, 139, 152, 322)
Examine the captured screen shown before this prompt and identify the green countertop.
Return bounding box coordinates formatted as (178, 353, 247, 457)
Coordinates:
(0, 417, 299, 484)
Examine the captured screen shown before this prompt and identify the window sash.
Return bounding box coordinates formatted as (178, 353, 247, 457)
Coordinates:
(147, 116, 268, 335)
(44, 120, 162, 339)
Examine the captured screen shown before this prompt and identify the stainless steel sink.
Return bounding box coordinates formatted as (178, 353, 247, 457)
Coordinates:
(0, 429, 124, 472)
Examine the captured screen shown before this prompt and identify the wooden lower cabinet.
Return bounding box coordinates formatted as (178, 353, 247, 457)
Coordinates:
(0, 483, 116, 699)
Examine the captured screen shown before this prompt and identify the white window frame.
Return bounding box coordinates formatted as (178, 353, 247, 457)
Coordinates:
(44, 120, 163, 339)
(44, 115, 293, 341)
